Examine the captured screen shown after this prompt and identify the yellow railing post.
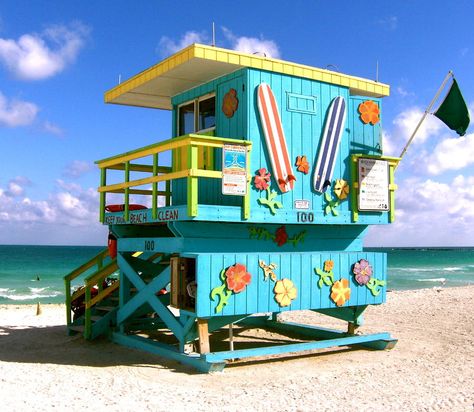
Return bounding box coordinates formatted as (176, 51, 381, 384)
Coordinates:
(84, 286, 92, 339)
(124, 161, 130, 221)
(99, 168, 106, 223)
(187, 144, 199, 217)
(152, 153, 158, 219)
(65, 278, 71, 326)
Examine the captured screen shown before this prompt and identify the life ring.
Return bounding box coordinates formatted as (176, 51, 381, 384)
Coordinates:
(105, 204, 147, 212)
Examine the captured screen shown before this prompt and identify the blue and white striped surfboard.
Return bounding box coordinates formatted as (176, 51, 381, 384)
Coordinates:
(313, 96, 347, 193)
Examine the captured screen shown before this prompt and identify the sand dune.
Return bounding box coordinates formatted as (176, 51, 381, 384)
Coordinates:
(1, 286, 473, 411)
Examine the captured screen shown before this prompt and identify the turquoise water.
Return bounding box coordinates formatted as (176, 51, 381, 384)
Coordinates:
(0, 245, 473, 304)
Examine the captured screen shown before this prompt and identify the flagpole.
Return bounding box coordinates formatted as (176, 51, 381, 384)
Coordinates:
(398, 70, 454, 161)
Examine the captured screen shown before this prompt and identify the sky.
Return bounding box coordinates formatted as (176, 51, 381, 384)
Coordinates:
(0, 0, 473, 247)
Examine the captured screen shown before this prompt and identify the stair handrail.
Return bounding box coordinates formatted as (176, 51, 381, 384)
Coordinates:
(64, 248, 111, 327)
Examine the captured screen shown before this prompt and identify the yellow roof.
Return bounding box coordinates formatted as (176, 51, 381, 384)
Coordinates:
(105, 43, 390, 110)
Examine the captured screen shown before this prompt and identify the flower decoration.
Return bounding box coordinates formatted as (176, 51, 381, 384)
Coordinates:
(330, 279, 351, 306)
(222, 88, 239, 118)
(334, 179, 349, 200)
(352, 259, 373, 286)
(274, 225, 288, 247)
(274, 278, 297, 307)
(295, 155, 310, 174)
(254, 168, 271, 191)
(324, 260, 334, 272)
(358, 100, 380, 125)
(225, 263, 252, 293)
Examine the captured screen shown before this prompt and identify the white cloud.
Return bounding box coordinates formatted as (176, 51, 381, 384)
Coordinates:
(366, 175, 474, 246)
(426, 133, 474, 175)
(0, 179, 99, 227)
(158, 31, 208, 56)
(0, 91, 38, 127)
(42, 120, 64, 136)
(381, 130, 396, 156)
(392, 106, 443, 146)
(0, 22, 89, 80)
(62, 160, 93, 178)
(377, 16, 398, 31)
(222, 27, 280, 59)
(4, 176, 31, 197)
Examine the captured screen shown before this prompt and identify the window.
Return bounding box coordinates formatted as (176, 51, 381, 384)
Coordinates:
(198, 97, 216, 131)
(177, 94, 215, 136)
(178, 102, 195, 135)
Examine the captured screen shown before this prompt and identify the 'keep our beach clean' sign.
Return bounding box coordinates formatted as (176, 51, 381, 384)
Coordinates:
(358, 158, 390, 211)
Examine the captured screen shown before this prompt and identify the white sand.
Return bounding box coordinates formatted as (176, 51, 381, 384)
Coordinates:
(1, 286, 473, 411)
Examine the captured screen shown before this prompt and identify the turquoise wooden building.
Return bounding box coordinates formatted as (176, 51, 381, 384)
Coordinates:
(65, 44, 399, 372)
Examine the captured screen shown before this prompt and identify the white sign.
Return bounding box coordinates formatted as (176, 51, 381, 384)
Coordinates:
(294, 200, 310, 209)
(358, 158, 390, 211)
(222, 145, 247, 196)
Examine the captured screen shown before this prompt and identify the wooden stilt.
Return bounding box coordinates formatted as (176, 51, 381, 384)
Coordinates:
(347, 322, 358, 334)
(197, 318, 210, 354)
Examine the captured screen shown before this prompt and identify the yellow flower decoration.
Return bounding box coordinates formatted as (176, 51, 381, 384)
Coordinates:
(334, 179, 349, 200)
(324, 260, 334, 272)
(358, 100, 380, 125)
(330, 278, 351, 307)
(274, 278, 297, 307)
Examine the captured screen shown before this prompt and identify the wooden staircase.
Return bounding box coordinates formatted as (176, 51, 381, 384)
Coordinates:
(64, 249, 172, 340)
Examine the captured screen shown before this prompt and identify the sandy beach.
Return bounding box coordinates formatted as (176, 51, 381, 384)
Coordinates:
(1, 286, 473, 411)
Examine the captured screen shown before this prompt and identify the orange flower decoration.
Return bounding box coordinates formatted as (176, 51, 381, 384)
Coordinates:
(324, 260, 334, 272)
(222, 88, 239, 118)
(225, 263, 251, 293)
(295, 155, 310, 174)
(330, 278, 351, 306)
(358, 100, 380, 125)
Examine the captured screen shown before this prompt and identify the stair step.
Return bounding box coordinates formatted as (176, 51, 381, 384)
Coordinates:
(96, 305, 116, 312)
(69, 325, 85, 333)
(91, 315, 102, 322)
(108, 296, 119, 301)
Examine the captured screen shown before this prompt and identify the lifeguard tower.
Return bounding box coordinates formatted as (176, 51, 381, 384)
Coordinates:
(64, 44, 399, 372)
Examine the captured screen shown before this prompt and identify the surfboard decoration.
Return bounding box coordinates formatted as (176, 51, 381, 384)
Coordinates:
(257, 83, 296, 193)
(313, 96, 347, 193)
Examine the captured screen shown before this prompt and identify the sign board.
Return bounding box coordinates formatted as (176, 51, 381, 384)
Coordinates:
(222, 144, 247, 196)
(294, 200, 310, 209)
(358, 158, 390, 211)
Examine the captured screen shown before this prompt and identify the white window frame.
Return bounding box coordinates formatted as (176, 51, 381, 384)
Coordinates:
(177, 93, 216, 136)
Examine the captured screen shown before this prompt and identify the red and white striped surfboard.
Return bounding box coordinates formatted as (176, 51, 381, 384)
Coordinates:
(257, 83, 296, 193)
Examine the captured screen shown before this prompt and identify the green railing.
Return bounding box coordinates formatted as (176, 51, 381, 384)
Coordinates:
(96, 134, 252, 222)
(64, 248, 118, 337)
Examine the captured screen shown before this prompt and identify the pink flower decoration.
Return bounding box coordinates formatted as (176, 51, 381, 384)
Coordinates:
(253, 168, 271, 191)
(353, 259, 373, 285)
(253, 167, 270, 190)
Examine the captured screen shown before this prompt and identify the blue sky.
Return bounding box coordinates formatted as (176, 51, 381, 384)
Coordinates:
(0, 1, 473, 246)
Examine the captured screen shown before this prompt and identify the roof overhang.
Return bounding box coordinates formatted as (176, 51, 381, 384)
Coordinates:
(105, 44, 390, 110)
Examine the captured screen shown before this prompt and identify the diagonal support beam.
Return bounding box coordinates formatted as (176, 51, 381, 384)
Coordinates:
(117, 253, 183, 340)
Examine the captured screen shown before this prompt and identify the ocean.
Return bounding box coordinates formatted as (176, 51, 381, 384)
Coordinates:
(0, 245, 473, 305)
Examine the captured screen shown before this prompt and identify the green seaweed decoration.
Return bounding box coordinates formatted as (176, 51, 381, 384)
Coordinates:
(314, 260, 335, 288)
(324, 191, 340, 216)
(257, 187, 283, 215)
(210, 264, 252, 313)
(210, 269, 232, 313)
(366, 278, 386, 296)
(248, 225, 306, 247)
(324, 179, 350, 216)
